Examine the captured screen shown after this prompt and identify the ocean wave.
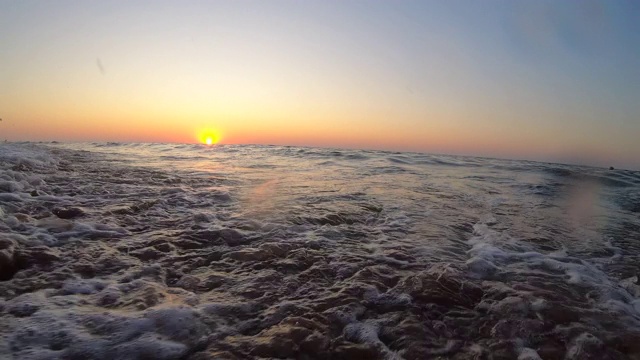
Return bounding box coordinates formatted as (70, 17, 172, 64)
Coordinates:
(1, 142, 639, 359)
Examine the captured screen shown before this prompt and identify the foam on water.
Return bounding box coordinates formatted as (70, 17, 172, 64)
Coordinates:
(1, 142, 640, 359)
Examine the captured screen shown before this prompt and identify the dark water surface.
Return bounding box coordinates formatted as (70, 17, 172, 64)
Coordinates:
(1, 142, 640, 359)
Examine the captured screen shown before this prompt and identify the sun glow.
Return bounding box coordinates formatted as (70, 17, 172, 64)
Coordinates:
(198, 129, 221, 145)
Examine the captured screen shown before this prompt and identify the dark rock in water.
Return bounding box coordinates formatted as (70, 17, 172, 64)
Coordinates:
(52, 206, 85, 219)
(1, 242, 61, 287)
(29, 190, 39, 197)
(0, 238, 18, 280)
(609, 166, 615, 170)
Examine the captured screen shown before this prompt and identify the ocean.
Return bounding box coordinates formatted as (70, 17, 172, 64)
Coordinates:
(1, 141, 640, 359)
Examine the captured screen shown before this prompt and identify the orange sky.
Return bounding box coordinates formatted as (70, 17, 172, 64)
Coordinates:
(1, 1, 639, 169)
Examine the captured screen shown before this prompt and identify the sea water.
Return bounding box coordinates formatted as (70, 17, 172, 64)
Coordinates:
(1, 142, 639, 359)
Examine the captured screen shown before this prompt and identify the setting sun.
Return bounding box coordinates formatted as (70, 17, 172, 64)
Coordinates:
(198, 129, 221, 145)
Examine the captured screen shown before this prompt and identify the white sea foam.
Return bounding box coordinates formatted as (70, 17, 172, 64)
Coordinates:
(466, 218, 640, 334)
(1, 142, 639, 359)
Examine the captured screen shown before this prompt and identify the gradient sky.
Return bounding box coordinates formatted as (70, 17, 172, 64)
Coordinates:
(1, 1, 639, 168)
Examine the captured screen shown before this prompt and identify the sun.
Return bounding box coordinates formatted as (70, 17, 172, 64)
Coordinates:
(197, 129, 221, 145)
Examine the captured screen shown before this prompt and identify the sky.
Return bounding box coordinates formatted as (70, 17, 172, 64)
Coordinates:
(1, 1, 639, 169)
